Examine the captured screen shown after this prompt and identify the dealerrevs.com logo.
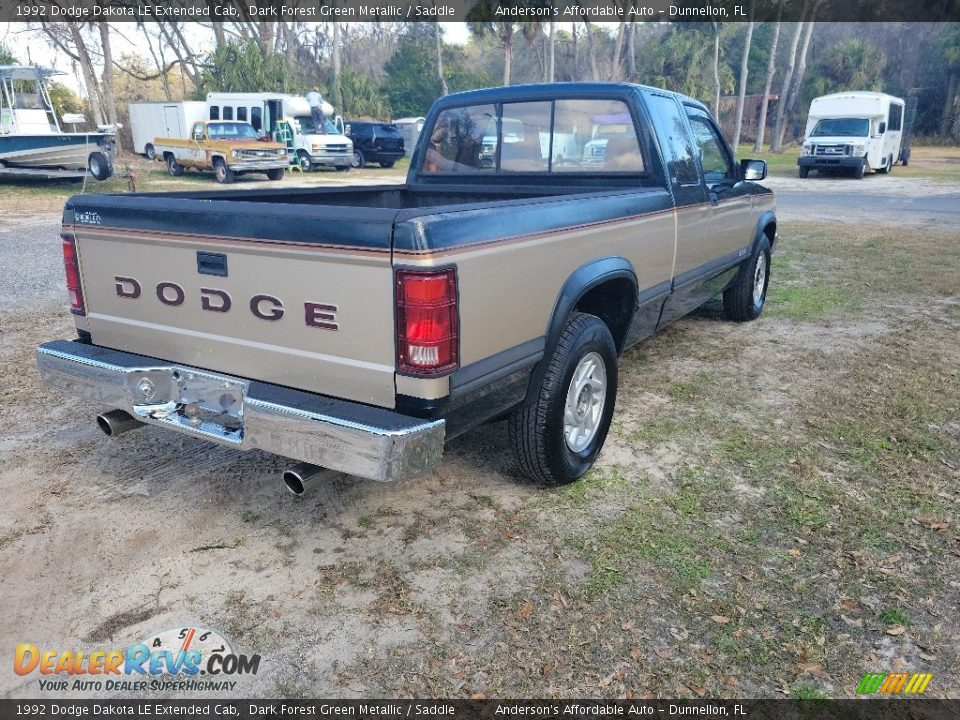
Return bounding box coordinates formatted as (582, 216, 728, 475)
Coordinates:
(14, 627, 260, 692)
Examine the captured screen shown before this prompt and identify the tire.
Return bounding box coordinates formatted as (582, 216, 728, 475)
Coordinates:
(724, 235, 771, 322)
(166, 154, 184, 177)
(798, 166, 809, 178)
(88, 151, 111, 181)
(852, 160, 865, 179)
(145, 143, 156, 161)
(351, 150, 365, 169)
(297, 151, 313, 172)
(335, 165, 351, 173)
(266, 168, 285, 181)
(509, 312, 618, 486)
(213, 158, 234, 184)
(878, 154, 893, 174)
(380, 160, 396, 169)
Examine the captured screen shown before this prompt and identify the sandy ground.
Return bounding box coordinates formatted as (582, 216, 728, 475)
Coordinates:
(1, 172, 958, 699)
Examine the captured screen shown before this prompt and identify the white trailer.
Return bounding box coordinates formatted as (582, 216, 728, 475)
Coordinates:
(128, 101, 207, 160)
(798, 92, 907, 179)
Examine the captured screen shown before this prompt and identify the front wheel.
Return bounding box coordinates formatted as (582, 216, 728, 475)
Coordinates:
(266, 168, 285, 181)
(724, 235, 771, 322)
(878, 154, 893, 174)
(145, 143, 155, 161)
(88, 151, 111, 181)
(213, 158, 234, 184)
(798, 166, 810, 178)
(297, 151, 313, 172)
(380, 160, 395, 169)
(510, 312, 618, 486)
(351, 150, 365, 169)
(852, 160, 865, 179)
(166, 155, 184, 177)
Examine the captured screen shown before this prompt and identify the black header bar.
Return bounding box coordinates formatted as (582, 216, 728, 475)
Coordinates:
(1, 0, 959, 23)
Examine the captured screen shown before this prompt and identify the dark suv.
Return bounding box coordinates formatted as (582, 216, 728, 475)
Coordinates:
(344, 120, 405, 168)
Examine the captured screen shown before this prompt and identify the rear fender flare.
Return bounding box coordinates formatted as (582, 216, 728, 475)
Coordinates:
(523, 257, 637, 405)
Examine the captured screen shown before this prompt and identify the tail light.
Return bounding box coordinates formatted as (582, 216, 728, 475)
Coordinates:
(61, 234, 85, 315)
(395, 268, 458, 375)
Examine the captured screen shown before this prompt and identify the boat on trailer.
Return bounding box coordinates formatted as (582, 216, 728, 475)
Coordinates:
(0, 65, 117, 181)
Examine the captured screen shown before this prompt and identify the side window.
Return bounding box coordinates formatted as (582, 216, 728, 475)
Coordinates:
(553, 98, 644, 173)
(499, 101, 550, 172)
(223, 106, 234, 121)
(888, 104, 902, 132)
(685, 107, 734, 184)
(237, 106, 247, 122)
(209, 106, 219, 121)
(646, 94, 699, 185)
(250, 107, 262, 132)
(422, 104, 496, 174)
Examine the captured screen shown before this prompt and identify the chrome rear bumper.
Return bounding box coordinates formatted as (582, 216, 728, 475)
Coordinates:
(36, 340, 444, 482)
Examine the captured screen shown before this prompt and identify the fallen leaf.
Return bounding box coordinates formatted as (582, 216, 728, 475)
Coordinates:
(733, 629, 745, 638)
(919, 652, 937, 662)
(519, 601, 534, 619)
(788, 548, 802, 557)
(886, 625, 907, 636)
(711, 615, 732, 624)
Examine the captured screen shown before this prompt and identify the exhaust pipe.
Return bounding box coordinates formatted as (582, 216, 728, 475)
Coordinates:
(97, 409, 145, 437)
(283, 462, 339, 496)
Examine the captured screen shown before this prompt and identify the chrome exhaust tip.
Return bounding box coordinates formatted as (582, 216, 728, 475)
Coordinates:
(283, 462, 338, 496)
(96, 409, 145, 437)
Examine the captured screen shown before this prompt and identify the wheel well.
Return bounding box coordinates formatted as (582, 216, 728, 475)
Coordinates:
(574, 277, 635, 354)
(763, 221, 776, 248)
(163, 151, 174, 161)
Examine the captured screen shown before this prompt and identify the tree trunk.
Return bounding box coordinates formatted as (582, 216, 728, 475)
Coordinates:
(777, 9, 817, 150)
(712, 21, 721, 118)
(753, 11, 782, 152)
(502, 27, 513, 86)
(69, 25, 106, 125)
(435, 24, 448, 96)
(331, 21, 342, 111)
(548, 20, 555, 82)
(572, 22, 579, 80)
(584, 20, 599, 81)
(770, 8, 806, 153)
(627, 21, 637, 78)
(731, 13, 755, 151)
(611, 20, 626, 81)
(97, 23, 117, 126)
(939, 72, 958, 137)
(211, 20, 226, 48)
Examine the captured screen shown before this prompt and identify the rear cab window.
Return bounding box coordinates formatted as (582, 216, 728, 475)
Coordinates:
(420, 97, 646, 176)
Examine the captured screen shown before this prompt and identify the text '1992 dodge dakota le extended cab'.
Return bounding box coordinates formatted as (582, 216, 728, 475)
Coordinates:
(37, 83, 776, 493)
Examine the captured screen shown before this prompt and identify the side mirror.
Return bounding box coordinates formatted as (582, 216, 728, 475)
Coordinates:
(878, 122, 887, 134)
(741, 159, 767, 181)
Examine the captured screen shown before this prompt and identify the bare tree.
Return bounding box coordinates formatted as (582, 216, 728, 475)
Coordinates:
(775, 5, 819, 150)
(711, 21, 721, 117)
(583, 20, 599, 81)
(97, 23, 117, 127)
(753, 6, 782, 152)
(40, 22, 106, 125)
(435, 23, 448, 96)
(331, 21, 342, 110)
(731, 6, 755, 151)
(770, 5, 807, 153)
(611, 20, 627, 81)
(626, 21, 637, 79)
(547, 20, 555, 82)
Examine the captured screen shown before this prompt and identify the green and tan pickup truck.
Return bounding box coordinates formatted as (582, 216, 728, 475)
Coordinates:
(155, 120, 288, 183)
(37, 83, 776, 493)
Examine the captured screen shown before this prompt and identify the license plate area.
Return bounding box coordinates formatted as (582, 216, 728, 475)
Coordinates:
(125, 367, 247, 444)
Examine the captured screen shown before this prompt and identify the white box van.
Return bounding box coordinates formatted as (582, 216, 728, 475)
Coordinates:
(206, 93, 353, 171)
(129, 101, 207, 159)
(798, 92, 906, 179)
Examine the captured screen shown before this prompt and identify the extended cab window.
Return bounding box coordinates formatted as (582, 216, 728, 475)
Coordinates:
(646, 94, 699, 185)
(685, 107, 734, 184)
(421, 98, 646, 175)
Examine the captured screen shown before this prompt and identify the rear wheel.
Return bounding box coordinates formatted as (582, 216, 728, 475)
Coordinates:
(145, 143, 155, 161)
(724, 235, 771, 322)
(380, 160, 396, 169)
(351, 150, 365, 168)
(509, 312, 618, 486)
(213, 158, 234, 184)
(166, 154, 184, 177)
(88, 151, 111, 181)
(266, 167, 285, 181)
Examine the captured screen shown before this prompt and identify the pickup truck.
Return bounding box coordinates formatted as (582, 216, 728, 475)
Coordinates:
(37, 83, 776, 493)
(156, 120, 289, 183)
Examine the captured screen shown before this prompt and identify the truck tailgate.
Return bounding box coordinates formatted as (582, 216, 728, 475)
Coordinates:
(66, 195, 398, 408)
